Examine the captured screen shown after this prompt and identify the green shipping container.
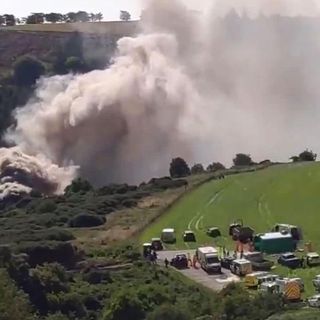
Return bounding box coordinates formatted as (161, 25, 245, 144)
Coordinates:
(254, 232, 294, 254)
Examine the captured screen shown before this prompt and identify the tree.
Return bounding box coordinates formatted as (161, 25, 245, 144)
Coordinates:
(120, 10, 131, 21)
(65, 12, 77, 23)
(75, 11, 89, 22)
(207, 162, 226, 172)
(26, 13, 45, 24)
(169, 157, 191, 178)
(3, 14, 16, 26)
(45, 13, 63, 23)
(0, 270, 34, 320)
(102, 290, 145, 320)
(299, 149, 317, 162)
(64, 178, 93, 195)
(191, 163, 205, 175)
(147, 305, 190, 320)
(233, 153, 253, 166)
(65, 56, 86, 73)
(96, 12, 103, 22)
(13, 55, 45, 86)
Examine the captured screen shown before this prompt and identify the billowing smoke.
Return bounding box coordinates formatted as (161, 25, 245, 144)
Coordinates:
(3, 0, 320, 198)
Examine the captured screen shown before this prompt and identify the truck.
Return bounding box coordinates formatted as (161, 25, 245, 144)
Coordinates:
(275, 278, 301, 302)
(245, 272, 278, 288)
(230, 259, 252, 276)
(243, 251, 274, 271)
(196, 247, 221, 273)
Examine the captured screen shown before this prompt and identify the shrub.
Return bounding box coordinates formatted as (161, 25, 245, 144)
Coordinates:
(68, 214, 106, 228)
(147, 305, 191, 320)
(13, 55, 45, 86)
(191, 164, 205, 175)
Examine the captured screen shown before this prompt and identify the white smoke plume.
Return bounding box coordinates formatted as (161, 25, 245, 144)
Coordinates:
(2, 0, 320, 198)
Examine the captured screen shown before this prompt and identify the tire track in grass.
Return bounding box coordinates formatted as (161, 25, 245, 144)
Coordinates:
(188, 211, 201, 230)
(195, 216, 204, 231)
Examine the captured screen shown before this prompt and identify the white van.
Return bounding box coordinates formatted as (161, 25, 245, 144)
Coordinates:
(161, 228, 176, 243)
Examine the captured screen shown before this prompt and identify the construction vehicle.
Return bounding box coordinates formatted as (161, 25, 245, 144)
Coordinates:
(307, 294, 320, 308)
(170, 254, 188, 269)
(161, 228, 176, 243)
(183, 230, 196, 242)
(230, 259, 252, 276)
(277, 252, 301, 269)
(243, 251, 274, 271)
(151, 238, 163, 251)
(196, 247, 221, 273)
(312, 275, 320, 291)
(142, 243, 152, 258)
(275, 278, 301, 302)
(245, 271, 270, 288)
(206, 227, 221, 238)
(229, 220, 254, 243)
(307, 252, 320, 267)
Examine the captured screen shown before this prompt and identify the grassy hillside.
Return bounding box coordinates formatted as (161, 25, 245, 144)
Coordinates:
(141, 162, 320, 250)
(0, 21, 139, 34)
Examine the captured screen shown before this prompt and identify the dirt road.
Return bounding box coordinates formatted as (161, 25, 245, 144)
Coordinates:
(157, 250, 240, 291)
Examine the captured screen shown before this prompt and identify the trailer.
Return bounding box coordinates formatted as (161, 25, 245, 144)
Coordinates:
(254, 232, 295, 254)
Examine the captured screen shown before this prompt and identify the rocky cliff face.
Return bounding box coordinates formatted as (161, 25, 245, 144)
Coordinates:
(0, 21, 140, 70)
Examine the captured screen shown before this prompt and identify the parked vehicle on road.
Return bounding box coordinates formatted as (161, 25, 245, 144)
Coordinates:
(196, 247, 221, 273)
(307, 252, 320, 267)
(161, 228, 176, 243)
(221, 256, 235, 270)
(307, 294, 320, 308)
(291, 277, 304, 292)
(259, 281, 277, 293)
(245, 272, 279, 288)
(243, 251, 274, 271)
(151, 238, 163, 251)
(170, 254, 188, 269)
(230, 259, 252, 276)
(277, 252, 301, 269)
(275, 278, 301, 302)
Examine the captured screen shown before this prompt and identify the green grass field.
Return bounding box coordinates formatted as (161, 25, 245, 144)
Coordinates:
(141, 162, 320, 296)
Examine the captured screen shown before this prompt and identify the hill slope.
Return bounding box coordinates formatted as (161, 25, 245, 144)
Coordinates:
(141, 162, 320, 250)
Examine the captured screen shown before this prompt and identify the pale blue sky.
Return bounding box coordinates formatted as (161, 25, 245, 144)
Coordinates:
(1, 0, 143, 20)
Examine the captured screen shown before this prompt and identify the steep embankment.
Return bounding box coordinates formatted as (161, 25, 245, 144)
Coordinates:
(141, 162, 320, 249)
(0, 21, 139, 71)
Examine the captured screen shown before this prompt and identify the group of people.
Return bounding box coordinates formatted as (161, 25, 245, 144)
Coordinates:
(145, 248, 158, 264)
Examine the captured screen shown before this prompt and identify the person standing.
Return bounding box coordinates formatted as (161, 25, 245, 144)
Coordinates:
(164, 258, 169, 268)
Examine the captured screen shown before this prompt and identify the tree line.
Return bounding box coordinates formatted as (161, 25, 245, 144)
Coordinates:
(170, 150, 317, 178)
(0, 10, 132, 26)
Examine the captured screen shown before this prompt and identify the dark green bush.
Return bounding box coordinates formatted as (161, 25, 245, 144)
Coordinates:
(68, 214, 106, 228)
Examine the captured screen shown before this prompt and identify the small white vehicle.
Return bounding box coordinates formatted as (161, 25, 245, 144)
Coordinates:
(307, 252, 320, 267)
(312, 275, 320, 291)
(230, 259, 252, 276)
(307, 294, 320, 308)
(259, 281, 277, 293)
(161, 228, 176, 243)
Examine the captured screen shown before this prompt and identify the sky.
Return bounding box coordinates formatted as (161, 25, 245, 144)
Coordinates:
(0, 0, 143, 20)
(2, 0, 320, 21)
